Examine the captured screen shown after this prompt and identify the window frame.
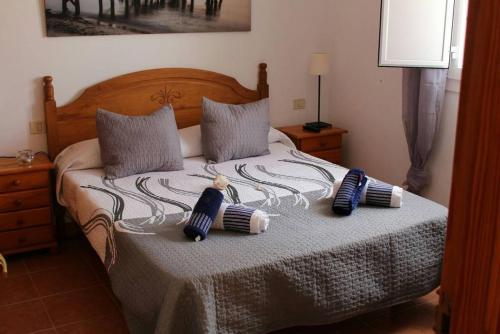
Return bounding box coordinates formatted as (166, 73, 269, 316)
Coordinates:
(378, 0, 455, 69)
(448, 0, 469, 81)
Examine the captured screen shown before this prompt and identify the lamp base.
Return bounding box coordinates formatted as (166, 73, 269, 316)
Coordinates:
(303, 122, 332, 133)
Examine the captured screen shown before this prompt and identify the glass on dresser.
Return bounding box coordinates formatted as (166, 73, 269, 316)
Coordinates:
(16, 149, 35, 166)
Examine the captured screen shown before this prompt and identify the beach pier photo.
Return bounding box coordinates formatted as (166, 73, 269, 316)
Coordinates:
(44, 0, 250, 36)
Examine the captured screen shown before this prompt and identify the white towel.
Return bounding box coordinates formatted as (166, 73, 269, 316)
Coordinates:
(332, 179, 403, 208)
(213, 204, 269, 234)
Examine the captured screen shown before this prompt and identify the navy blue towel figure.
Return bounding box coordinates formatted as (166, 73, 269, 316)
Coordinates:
(332, 169, 368, 215)
(184, 188, 224, 242)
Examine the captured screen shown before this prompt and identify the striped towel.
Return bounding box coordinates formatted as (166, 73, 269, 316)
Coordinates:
(332, 169, 368, 216)
(212, 204, 269, 234)
(183, 188, 224, 242)
(332, 179, 403, 208)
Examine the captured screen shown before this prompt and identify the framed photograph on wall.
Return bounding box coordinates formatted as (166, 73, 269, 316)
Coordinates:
(44, 0, 251, 36)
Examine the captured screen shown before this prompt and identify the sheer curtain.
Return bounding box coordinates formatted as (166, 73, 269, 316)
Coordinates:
(402, 69, 448, 194)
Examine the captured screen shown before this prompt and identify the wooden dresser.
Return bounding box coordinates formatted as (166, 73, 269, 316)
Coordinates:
(0, 154, 57, 255)
(279, 125, 348, 164)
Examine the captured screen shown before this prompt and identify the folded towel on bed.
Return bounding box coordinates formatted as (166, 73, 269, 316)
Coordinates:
(184, 188, 224, 242)
(332, 169, 368, 216)
(212, 204, 269, 234)
(332, 179, 403, 208)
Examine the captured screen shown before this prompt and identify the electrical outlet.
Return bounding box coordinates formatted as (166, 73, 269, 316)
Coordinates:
(29, 121, 45, 135)
(293, 98, 306, 110)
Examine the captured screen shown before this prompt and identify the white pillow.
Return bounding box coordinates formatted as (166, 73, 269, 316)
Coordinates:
(179, 125, 203, 158)
(268, 126, 296, 148)
(53, 126, 295, 205)
(55, 126, 294, 172)
(54, 138, 102, 206)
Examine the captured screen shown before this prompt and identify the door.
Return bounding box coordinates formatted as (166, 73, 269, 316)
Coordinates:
(435, 0, 500, 333)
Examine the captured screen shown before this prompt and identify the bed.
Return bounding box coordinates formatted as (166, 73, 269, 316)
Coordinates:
(43, 64, 447, 334)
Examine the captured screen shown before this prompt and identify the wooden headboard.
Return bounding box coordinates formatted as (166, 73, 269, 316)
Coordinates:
(43, 63, 269, 160)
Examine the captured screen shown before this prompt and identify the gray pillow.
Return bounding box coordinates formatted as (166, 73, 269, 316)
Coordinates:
(96, 107, 183, 179)
(201, 97, 270, 163)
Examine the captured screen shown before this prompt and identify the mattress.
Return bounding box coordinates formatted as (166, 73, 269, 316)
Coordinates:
(60, 142, 447, 334)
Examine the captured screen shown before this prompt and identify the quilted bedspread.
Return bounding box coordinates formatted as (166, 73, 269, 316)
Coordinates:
(59, 143, 447, 334)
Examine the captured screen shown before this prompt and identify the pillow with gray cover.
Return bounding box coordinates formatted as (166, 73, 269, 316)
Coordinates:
(201, 97, 270, 163)
(96, 107, 183, 179)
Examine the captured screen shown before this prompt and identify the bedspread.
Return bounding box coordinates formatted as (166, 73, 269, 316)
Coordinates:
(59, 143, 447, 334)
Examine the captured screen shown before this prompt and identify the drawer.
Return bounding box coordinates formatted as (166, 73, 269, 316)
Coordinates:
(0, 189, 50, 213)
(309, 149, 342, 164)
(0, 225, 55, 252)
(300, 135, 342, 152)
(0, 207, 52, 232)
(0, 171, 49, 193)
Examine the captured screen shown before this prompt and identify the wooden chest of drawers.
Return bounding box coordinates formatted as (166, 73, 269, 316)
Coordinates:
(278, 125, 348, 165)
(0, 154, 57, 255)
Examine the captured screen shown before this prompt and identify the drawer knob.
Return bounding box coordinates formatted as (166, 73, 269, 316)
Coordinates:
(13, 199, 22, 207)
(18, 237, 27, 244)
(16, 219, 24, 227)
(319, 142, 327, 147)
(12, 179, 21, 186)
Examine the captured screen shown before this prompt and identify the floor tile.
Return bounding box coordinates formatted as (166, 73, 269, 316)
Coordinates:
(43, 286, 119, 327)
(56, 313, 129, 334)
(366, 303, 436, 334)
(2, 238, 440, 334)
(0, 274, 38, 306)
(335, 316, 381, 334)
(0, 257, 27, 278)
(0, 300, 53, 334)
(31, 262, 99, 297)
(25, 249, 82, 273)
(273, 325, 343, 334)
(350, 300, 429, 325)
(78, 247, 110, 286)
(274, 316, 381, 334)
(416, 290, 439, 306)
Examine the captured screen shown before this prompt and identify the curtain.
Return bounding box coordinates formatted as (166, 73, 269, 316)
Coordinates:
(402, 68, 448, 194)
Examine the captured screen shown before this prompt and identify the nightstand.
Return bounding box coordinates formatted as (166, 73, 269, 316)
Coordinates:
(0, 154, 57, 255)
(279, 125, 348, 164)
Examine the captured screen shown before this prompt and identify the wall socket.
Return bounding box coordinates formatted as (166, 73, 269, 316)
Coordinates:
(293, 98, 306, 110)
(29, 121, 45, 135)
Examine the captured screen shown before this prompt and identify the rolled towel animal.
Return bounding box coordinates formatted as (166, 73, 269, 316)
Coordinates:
(332, 168, 368, 216)
(332, 179, 403, 208)
(184, 188, 224, 242)
(212, 204, 269, 234)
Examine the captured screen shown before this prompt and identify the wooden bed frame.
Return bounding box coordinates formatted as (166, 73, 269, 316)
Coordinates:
(43, 63, 269, 160)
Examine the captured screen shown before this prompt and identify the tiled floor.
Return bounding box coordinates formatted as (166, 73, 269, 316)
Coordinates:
(1, 238, 439, 334)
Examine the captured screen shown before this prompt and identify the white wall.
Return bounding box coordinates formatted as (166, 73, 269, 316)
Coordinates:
(0, 0, 458, 206)
(0, 0, 331, 156)
(326, 0, 458, 206)
(420, 89, 459, 205)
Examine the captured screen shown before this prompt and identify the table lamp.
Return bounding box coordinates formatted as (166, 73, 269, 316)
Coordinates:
(304, 53, 332, 132)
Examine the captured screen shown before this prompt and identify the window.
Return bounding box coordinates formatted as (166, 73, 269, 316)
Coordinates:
(449, 0, 469, 79)
(379, 0, 455, 69)
(378, 0, 469, 75)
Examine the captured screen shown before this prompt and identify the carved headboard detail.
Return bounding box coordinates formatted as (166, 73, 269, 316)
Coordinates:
(43, 63, 269, 160)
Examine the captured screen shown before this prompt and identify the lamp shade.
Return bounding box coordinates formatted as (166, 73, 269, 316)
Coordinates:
(309, 53, 330, 75)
